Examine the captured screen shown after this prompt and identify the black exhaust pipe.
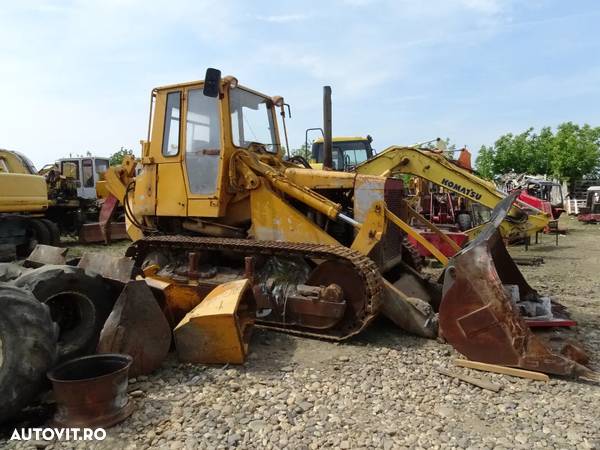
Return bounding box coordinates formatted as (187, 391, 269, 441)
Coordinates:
(322, 86, 333, 169)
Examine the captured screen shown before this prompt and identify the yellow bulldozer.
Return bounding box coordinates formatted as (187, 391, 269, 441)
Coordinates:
(95, 68, 594, 381)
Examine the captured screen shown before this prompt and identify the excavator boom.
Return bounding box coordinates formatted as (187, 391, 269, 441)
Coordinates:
(355, 146, 550, 241)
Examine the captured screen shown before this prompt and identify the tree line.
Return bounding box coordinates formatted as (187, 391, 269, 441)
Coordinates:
(475, 122, 600, 182)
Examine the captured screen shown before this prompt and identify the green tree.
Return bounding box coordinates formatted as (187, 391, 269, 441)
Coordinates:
(550, 122, 600, 182)
(476, 123, 600, 182)
(291, 144, 311, 160)
(475, 144, 495, 179)
(109, 146, 134, 165)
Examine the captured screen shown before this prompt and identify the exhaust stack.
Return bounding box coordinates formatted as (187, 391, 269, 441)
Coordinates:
(322, 86, 333, 169)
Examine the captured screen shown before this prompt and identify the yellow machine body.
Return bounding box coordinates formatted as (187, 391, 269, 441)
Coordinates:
(173, 279, 254, 364)
(0, 149, 48, 213)
(96, 72, 595, 377)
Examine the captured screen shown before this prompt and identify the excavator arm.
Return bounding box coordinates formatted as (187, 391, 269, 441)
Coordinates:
(355, 146, 550, 240)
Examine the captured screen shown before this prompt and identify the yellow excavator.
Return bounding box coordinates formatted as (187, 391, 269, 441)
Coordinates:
(97, 69, 595, 379)
(354, 146, 550, 242)
(0, 149, 60, 260)
(306, 136, 549, 242)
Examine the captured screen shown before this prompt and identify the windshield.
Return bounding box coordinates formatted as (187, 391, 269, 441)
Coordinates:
(230, 88, 278, 152)
(311, 140, 371, 170)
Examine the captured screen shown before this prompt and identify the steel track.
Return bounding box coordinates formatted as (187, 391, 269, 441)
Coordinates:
(127, 235, 384, 340)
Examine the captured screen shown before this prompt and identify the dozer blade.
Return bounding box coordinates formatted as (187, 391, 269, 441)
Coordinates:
(440, 192, 598, 381)
(97, 280, 171, 376)
(78, 194, 128, 244)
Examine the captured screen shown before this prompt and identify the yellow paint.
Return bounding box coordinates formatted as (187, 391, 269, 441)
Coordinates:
(156, 162, 188, 216)
(174, 279, 254, 364)
(351, 201, 386, 255)
(355, 146, 550, 239)
(249, 183, 339, 245)
(0, 150, 48, 213)
(0, 149, 36, 174)
(313, 136, 369, 143)
(95, 180, 109, 199)
(133, 163, 157, 216)
(385, 207, 449, 265)
(285, 168, 355, 189)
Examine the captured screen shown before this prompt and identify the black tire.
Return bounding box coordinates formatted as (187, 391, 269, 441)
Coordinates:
(456, 213, 473, 231)
(16, 219, 51, 258)
(39, 219, 61, 246)
(0, 263, 30, 282)
(15, 265, 114, 362)
(0, 283, 58, 423)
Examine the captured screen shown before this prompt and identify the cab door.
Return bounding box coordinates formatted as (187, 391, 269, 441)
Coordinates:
(80, 158, 96, 199)
(183, 87, 223, 217)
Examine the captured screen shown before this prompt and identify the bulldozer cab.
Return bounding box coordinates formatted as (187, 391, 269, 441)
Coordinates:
(140, 72, 282, 219)
(310, 136, 374, 171)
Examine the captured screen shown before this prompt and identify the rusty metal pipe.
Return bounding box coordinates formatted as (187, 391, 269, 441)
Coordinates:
(47, 353, 134, 428)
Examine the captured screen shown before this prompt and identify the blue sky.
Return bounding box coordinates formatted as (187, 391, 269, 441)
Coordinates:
(1, 0, 599, 168)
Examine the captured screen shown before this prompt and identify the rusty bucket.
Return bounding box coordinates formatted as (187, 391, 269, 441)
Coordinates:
(47, 353, 134, 428)
(439, 192, 599, 381)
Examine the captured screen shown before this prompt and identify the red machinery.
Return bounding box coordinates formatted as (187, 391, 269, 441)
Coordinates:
(578, 187, 600, 223)
(514, 179, 564, 220)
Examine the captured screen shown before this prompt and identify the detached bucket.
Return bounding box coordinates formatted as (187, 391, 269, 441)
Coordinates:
(440, 193, 598, 381)
(47, 353, 134, 428)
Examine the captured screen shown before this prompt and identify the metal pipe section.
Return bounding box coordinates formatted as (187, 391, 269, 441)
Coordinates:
(322, 86, 333, 169)
(338, 213, 361, 228)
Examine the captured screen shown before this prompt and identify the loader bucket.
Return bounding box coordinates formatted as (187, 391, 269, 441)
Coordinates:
(439, 192, 598, 380)
(97, 280, 171, 377)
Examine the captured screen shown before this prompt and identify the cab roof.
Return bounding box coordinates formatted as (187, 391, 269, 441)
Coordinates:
(153, 80, 271, 100)
(313, 136, 369, 144)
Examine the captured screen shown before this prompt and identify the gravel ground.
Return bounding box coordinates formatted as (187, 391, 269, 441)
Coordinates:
(3, 216, 600, 449)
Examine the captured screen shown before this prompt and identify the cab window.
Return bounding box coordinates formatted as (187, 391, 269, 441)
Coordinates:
(95, 159, 109, 178)
(82, 159, 94, 187)
(61, 161, 79, 180)
(185, 88, 221, 195)
(162, 91, 181, 156)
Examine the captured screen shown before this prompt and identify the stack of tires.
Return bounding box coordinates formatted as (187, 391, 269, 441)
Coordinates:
(0, 264, 114, 423)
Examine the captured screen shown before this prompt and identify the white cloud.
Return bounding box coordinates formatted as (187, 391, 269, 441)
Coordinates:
(255, 13, 309, 23)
